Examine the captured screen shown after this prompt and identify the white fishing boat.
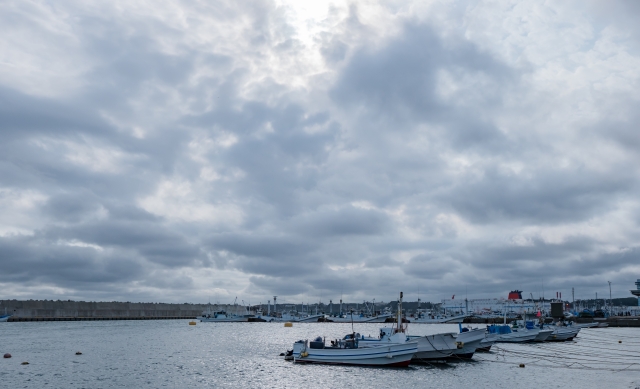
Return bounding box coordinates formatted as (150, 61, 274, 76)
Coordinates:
(199, 311, 254, 322)
(477, 332, 498, 351)
(292, 337, 417, 367)
(447, 327, 487, 359)
(410, 334, 459, 360)
(358, 327, 458, 360)
(410, 311, 470, 324)
(544, 324, 580, 341)
(275, 310, 324, 322)
(534, 328, 554, 341)
(358, 293, 459, 361)
(328, 312, 393, 323)
(488, 324, 538, 343)
(512, 320, 553, 342)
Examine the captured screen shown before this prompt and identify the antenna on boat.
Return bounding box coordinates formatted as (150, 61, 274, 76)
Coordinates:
(350, 308, 354, 333)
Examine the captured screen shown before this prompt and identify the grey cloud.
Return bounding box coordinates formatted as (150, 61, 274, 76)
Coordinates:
(290, 206, 390, 236)
(46, 221, 203, 267)
(0, 235, 144, 286)
(404, 254, 459, 280)
(332, 23, 514, 122)
(443, 167, 631, 224)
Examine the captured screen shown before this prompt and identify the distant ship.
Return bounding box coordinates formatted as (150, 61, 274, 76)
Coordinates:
(440, 290, 551, 318)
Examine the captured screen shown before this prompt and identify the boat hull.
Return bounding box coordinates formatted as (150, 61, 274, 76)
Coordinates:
(477, 333, 497, 351)
(292, 342, 417, 367)
(0, 315, 10, 322)
(534, 329, 553, 342)
(546, 327, 580, 341)
(410, 334, 458, 360)
(495, 331, 538, 343)
(448, 329, 486, 359)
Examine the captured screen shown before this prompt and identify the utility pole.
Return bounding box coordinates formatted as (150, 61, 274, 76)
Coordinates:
(572, 287, 575, 311)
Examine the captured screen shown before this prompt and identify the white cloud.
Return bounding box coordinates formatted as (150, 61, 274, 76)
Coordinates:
(1, 0, 639, 303)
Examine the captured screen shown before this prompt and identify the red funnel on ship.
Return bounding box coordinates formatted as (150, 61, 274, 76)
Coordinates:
(508, 290, 523, 300)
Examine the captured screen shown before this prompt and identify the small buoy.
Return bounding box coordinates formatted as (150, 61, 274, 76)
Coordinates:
(284, 322, 293, 327)
(76, 352, 82, 355)
(519, 363, 525, 368)
(3, 353, 11, 359)
(279, 353, 285, 356)
(618, 340, 622, 343)
(189, 321, 196, 325)
(21, 362, 29, 365)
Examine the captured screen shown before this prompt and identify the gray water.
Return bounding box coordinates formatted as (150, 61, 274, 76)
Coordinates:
(1, 321, 639, 388)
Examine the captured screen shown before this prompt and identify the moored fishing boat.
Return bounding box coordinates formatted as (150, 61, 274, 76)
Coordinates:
(199, 311, 254, 322)
(477, 332, 498, 351)
(357, 292, 459, 361)
(410, 310, 470, 324)
(290, 292, 418, 367)
(292, 336, 418, 367)
(488, 324, 538, 343)
(544, 324, 580, 341)
(447, 327, 486, 359)
(358, 327, 458, 360)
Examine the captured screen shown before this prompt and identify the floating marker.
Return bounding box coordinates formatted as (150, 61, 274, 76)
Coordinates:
(3, 353, 11, 359)
(519, 363, 525, 368)
(284, 322, 293, 327)
(189, 321, 196, 325)
(21, 362, 29, 365)
(76, 352, 82, 355)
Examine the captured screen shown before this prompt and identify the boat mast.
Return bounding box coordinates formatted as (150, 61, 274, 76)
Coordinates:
(395, 291, 405, 333)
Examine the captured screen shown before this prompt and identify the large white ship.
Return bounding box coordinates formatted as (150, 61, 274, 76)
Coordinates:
(439, 291, 553, 317)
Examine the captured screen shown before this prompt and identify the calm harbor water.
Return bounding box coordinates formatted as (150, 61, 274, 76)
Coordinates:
(2, 321, 639, 388)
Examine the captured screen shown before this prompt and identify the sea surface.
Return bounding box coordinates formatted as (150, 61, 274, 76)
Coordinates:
(1, 321, 639, 388)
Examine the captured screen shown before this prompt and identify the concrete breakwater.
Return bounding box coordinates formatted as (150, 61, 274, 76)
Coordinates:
(0, 300, 224, 321)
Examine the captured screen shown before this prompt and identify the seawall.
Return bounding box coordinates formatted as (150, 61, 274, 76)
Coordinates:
(0, 300, 229, 321)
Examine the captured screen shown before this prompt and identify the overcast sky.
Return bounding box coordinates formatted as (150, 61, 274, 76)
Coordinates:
(1, 1, 639, 305)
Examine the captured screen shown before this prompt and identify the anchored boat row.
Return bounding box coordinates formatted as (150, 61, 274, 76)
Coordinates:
(285, 292, 588, 367)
